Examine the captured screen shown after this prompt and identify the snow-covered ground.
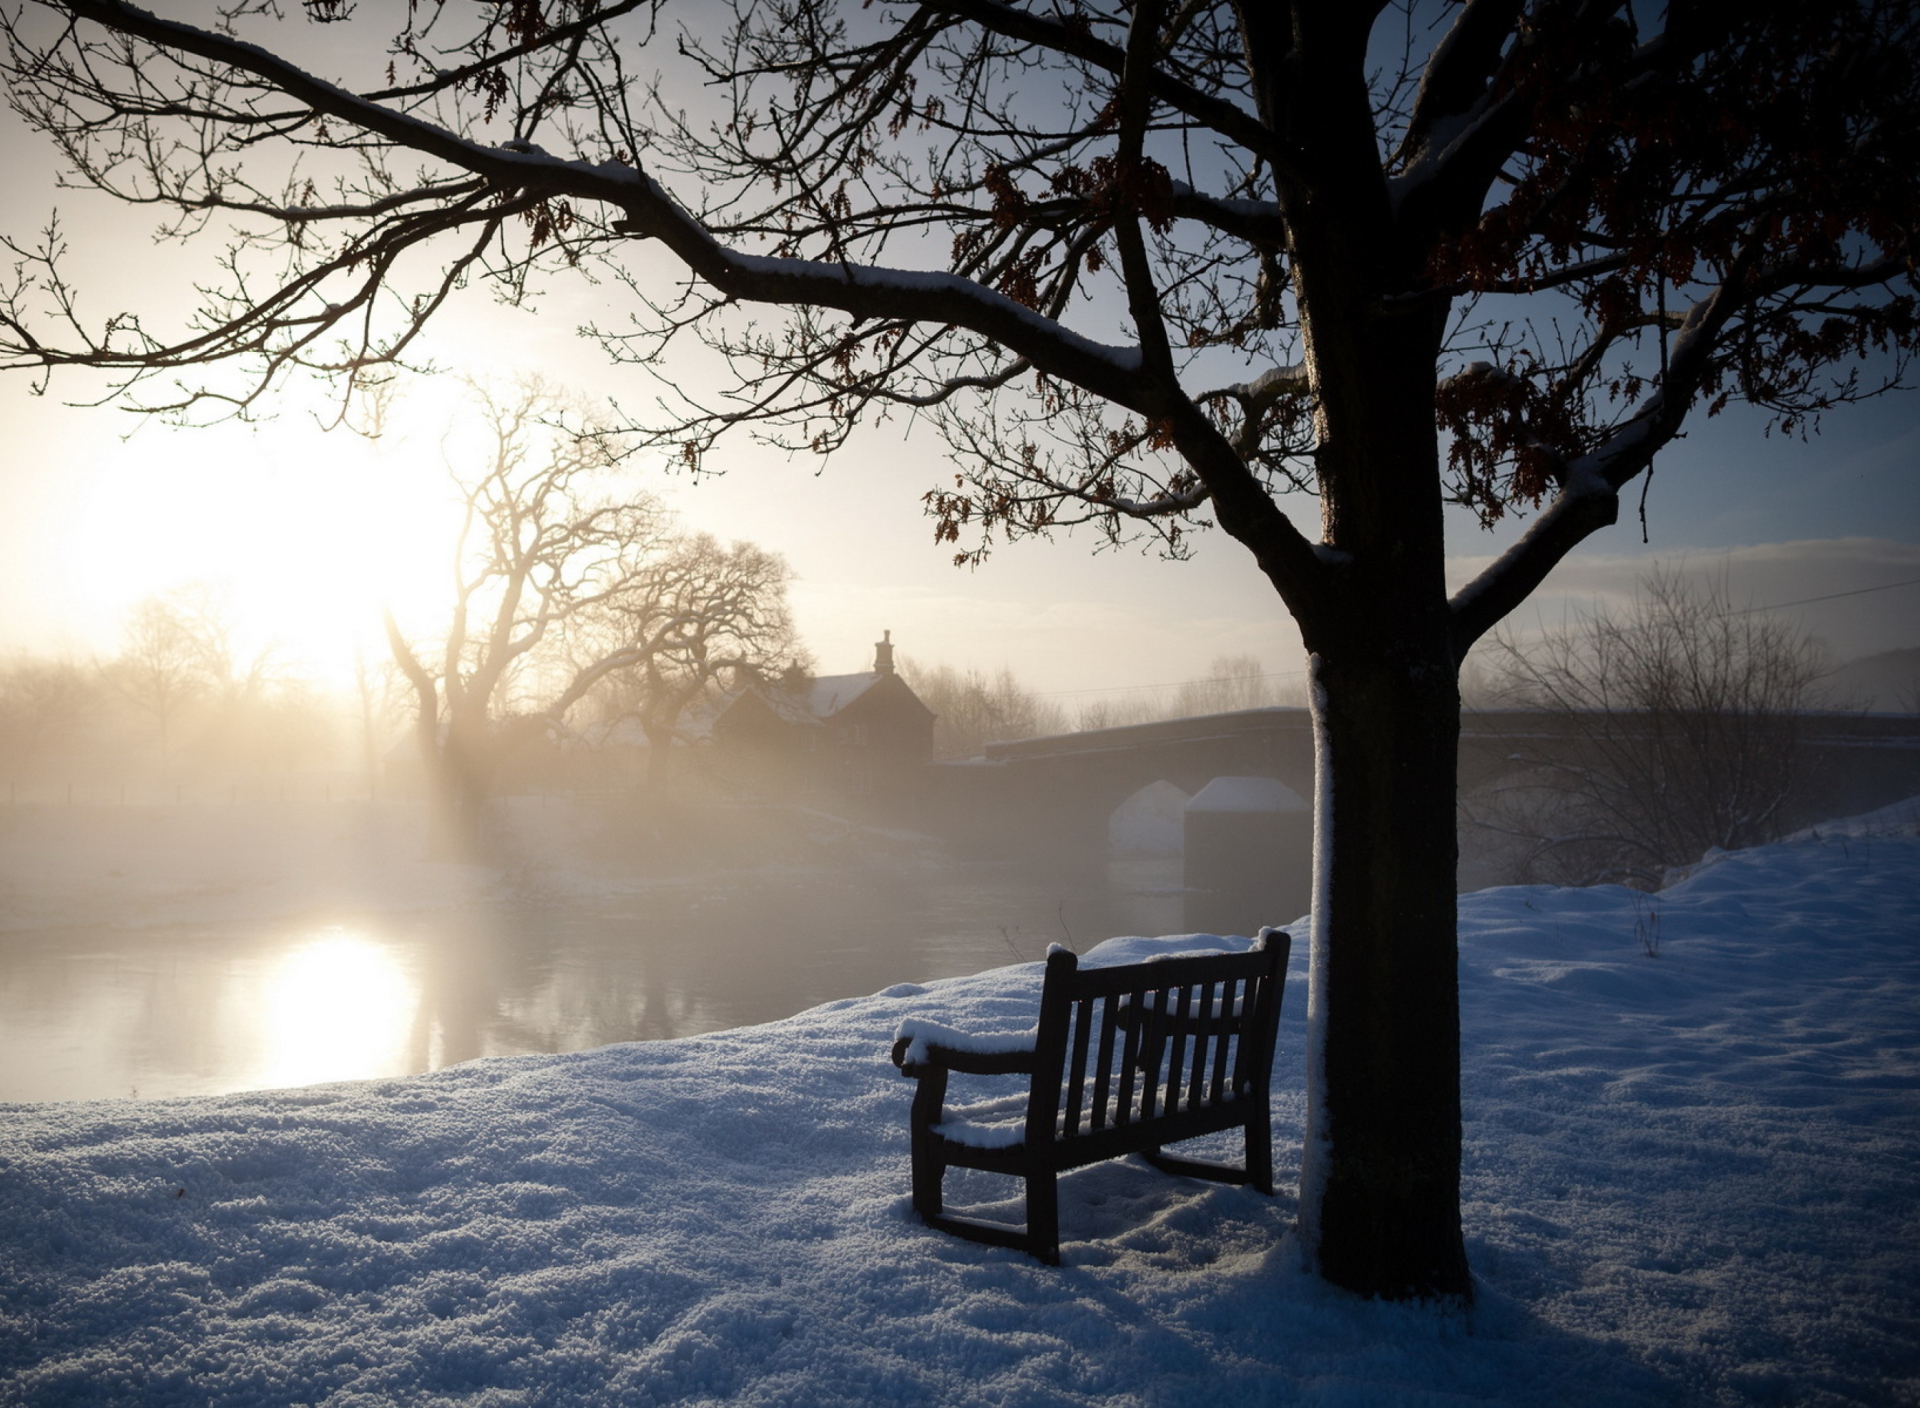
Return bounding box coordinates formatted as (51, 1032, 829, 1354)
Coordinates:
(3, 804, 1917, 1406)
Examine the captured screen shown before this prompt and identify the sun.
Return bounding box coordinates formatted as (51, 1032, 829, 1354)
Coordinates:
(69, 382, 484, 688)
(245, 928, 420, 1090)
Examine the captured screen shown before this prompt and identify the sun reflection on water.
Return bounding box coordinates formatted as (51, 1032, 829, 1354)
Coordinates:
(244, 929, 419, 1092)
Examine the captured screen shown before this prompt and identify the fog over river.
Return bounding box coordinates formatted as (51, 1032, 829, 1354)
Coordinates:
(0, 799, 1260, 1103)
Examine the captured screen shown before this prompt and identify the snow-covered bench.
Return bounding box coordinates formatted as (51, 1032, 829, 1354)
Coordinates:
(889, 931, 1292, 1264)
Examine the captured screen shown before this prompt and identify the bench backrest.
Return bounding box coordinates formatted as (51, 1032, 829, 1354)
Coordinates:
(1027, 932, 1291, 1148)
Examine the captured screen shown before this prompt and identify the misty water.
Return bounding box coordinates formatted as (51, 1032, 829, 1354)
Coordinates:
(0, 800, 1244, 1103)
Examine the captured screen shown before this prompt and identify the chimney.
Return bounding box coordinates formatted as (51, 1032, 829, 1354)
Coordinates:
(874, 629, 894, 677)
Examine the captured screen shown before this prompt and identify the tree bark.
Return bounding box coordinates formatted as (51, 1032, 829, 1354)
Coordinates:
(1261, 123, 1472, 1290)
(1291, 414, 1474, 1300)
(1303, 637, 1468, 1300)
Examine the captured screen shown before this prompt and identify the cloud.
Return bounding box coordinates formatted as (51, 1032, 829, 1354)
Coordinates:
(1451, 538, 1920, 660)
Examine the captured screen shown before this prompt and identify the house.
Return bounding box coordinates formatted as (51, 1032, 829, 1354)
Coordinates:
(711, 631, 936, 800)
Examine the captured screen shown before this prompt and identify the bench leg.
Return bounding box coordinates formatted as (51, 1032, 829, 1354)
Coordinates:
(909, 1071, 948, 1220)
(912, 1142, 946, 1220)
(1245, 1105, 1273, 1196)
(1025, 1169, 1060, 1265)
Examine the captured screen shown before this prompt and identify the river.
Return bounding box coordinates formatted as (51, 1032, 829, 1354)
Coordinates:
(0, 800, 1280, 1102)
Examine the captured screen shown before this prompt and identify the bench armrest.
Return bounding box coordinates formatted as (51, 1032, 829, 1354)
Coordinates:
(892, 1018, 1039, 1076)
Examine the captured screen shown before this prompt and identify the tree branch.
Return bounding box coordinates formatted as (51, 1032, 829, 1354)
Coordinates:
(917, 0, 1308, 183)
(1450, 252, 1759, 653)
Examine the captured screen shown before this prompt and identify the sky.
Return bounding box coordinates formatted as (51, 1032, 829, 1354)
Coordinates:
(0, 16, 1916, 700)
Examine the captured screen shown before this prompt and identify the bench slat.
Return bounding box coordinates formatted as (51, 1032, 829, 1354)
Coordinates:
(1064, 947, 1273, 999)
(1115, 982, 1144, 1127)
(1232, 973, 1265, 1091)
(1064, 996, 1094, 1137)
(1162, 983, 1191, 1117)
(1187, 979, 1215, 1112)
(1090, 992, 1119, 1133)
(1208, 977, 1236, 1106)
(1143, 984, 1173, 1121)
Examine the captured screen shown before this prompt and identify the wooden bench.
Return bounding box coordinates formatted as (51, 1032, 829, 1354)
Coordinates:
(889, 930, 1292, 1264)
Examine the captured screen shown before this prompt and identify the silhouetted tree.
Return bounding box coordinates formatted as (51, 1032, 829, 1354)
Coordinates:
(5, 0, 1918, 1298)
(1174, 654, 1290, 716)
(384, 384, 673, 852)
(555, 533, 805, 789)
(109, 584, 329, 781)
(1470, 571, 1833, 888)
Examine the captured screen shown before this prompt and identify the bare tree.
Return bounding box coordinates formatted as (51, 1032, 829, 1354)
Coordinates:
(4, 0, 1918, 1297)
(164, 581, 313, 774)
(113, 592, 212, 766)
(384, 384, 672, 852)
(0, 654, 104, 779)
(112, 582, 329, 781)
(1174, 654, 1290, 716)
(899, 659, 1068, 758)
(1069, 655, 1292, 731)
(555, 533, 805, 789)
(1471, 572, 1833, 889)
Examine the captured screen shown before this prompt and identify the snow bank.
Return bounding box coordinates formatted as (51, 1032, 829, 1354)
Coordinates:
(3, 829, 1917, 1405)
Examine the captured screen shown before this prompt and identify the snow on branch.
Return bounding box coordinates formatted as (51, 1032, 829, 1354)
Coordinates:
(20, 0, 1157, 416)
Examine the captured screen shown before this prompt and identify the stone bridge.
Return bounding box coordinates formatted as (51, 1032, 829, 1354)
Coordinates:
(921, 706, 1920, 866)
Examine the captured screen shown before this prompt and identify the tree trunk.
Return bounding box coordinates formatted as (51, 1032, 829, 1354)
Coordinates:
(1300, 633, 1469, 1301)
(1274, 209, 1470, 1295)
(426, 721, 490, 860)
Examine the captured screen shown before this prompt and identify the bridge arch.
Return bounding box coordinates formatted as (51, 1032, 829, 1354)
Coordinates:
(1108, 780, 1188, 857)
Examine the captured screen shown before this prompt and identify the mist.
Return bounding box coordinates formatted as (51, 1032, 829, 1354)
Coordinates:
(10, 569, 1915, 1107)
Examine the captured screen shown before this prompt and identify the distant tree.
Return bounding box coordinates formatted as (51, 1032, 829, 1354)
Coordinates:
(162, 581, 320, 774)
(0, 654, 104, 778)
(555, 533, 806, 788)
(1173, 654, 1290, 716)
(113, 592, 212, 766)
(384, 384, 674, 851)
(6, 0, 1919, 1298)
(1471, 571, 1833, 888)
(111, 583, 329, 780)
(899, 659, 1068, 758)
(1075, 654, 1290, 730)
(1069, 694, 1149, 734)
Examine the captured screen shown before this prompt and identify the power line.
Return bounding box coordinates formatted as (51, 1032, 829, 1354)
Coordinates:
(1034, 667, 1307, 699)
(1739, 574, 1920, 614)
(1032, 573, 1919, 698)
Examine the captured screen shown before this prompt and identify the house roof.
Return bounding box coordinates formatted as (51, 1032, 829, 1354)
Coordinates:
(728, 671, 884, 727)
(804, 672, 885, 717)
